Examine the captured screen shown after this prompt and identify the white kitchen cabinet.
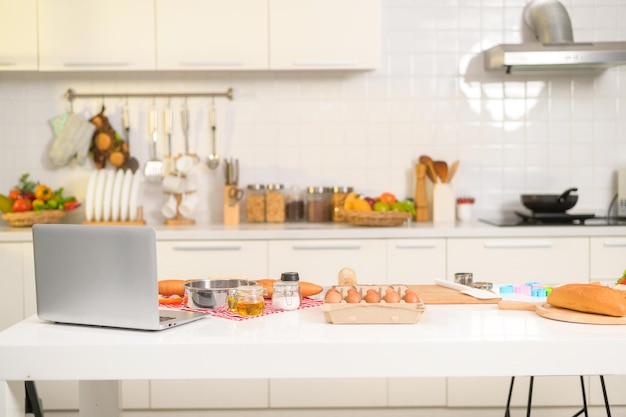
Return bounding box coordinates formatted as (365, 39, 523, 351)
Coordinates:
(151, 379, 268, 409)
(269, 0, 381, 70)
(0, 0, 38, 71)
(268, 239, 387, 285)
(156, 0, 269, 70)
(589, 237, 626, 281)
(387, 239, 446, 283)
(447, 237, 589, 284)
(38, 0, 155, 71)
(156, 240, 268, 280)
(388, 377, 446, 407)
(270, 378, 386, 408)
(0, 242, 26, 330)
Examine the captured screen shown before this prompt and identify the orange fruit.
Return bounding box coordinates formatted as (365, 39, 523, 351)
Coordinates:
(343, 192, 358, 210)
(379, 192, 397, 204)
(352, 198, 372, 211)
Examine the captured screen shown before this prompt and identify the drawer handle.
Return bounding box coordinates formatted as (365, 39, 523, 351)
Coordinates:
(292, 60, 359, 66)
(395, 243, 436, 249)
(0, 61, 17, 66)
(483, 241, 552, 249)
(292, 244, 361, 250)
(603, 241, 626, 247)
(172, 245, 242, 251)
(179, 61, 245, 67)
(63, 62, 130, 68)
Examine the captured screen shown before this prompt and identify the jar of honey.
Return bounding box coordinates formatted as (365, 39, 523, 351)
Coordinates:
(234, 284, 265, 317)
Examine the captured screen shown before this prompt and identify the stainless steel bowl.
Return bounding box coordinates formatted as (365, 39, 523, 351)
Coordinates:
(184, 279, 255, 309)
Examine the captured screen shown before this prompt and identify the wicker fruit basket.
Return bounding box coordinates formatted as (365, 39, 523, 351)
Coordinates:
(344, 210, 411, 227)
(1, 210, 65, 227)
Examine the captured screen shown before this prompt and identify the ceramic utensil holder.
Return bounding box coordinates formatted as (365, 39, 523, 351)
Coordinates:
(433, 183, 455, 223)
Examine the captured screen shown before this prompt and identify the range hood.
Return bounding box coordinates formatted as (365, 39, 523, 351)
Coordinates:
(484, 0, 626, 73)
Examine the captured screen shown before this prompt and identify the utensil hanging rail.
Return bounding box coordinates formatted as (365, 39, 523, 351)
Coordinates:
(64, 87, 234, 103)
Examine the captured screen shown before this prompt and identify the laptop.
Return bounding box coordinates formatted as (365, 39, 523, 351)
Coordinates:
(32, 224, 205, 330)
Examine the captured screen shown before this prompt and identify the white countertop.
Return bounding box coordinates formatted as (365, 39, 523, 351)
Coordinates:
(1, 304, 626, 381)
(1, 219, 626, 242)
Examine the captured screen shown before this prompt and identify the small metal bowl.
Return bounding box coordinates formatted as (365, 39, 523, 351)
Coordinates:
(184, 279, 255, 309)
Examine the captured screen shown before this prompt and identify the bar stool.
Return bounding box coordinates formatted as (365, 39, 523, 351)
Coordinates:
(25, 381, 44, 417)
(504, 375, 611, 417)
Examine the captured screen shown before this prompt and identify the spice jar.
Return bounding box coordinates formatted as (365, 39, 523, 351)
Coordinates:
(331, 186, 354, 222)
(285, 186, 305, 222)
(265, 183, 286, 223)
(272, 272, 302, 311)
(456, 197, 475, 222)
(245, 184, 266, 222)
(234, 284, 265, 317)
(306, 186, 332, 222)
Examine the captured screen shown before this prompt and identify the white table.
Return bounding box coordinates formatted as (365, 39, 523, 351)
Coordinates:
(1, 304, 625, 416)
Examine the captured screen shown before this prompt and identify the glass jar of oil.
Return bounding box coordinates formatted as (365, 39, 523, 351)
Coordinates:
(234, 285, 265, 317)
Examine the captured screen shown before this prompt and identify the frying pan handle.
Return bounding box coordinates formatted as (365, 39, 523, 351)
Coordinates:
(557, 187, 578, 203)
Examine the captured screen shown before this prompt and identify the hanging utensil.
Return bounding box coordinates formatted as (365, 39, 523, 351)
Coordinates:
(206, 101, 220, 169)
(163, 102, 174, 175)
(176, 101, 196, 174)
(144, 104, 163, 181)
(121, 99, 139, 173)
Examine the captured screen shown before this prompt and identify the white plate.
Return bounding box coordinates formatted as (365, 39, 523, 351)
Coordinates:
(93, 170, 107, 222)
(119, 169, 134, 222)
(102, 169, 116, 221)
(110, 169, 125, 221)
(84, 170, 98, 222)
(128, 171, 143, 221)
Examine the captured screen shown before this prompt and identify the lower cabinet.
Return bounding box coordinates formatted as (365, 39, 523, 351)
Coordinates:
(589, 237, 626, 281)
(0, 242, 27, 330)
(387, 239, 446, 283)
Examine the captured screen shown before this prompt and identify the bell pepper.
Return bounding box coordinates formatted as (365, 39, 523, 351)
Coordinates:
(32, 199, 46, 213)
(63, 200, 81, 211)
(158, 295, 183, 306)
(35, 184, 53, 202)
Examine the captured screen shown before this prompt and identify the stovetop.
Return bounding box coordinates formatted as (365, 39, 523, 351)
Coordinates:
(480, 211, 626, 227)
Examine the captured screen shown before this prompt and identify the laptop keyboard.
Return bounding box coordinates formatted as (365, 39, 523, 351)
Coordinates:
(159, 316, 176, 322)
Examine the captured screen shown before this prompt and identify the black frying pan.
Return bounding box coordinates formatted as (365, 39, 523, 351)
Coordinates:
(521, 187, 578, 213)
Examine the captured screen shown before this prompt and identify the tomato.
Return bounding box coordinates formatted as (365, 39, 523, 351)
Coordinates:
(63, 200, 81, 211)
(12, 199, 32, 212)
(379, 192, 397, 204)
(8, 189, 20, 200)
(158, 295, 183, 306)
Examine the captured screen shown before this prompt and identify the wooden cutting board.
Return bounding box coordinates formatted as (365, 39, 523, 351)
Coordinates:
(409, 285, 501, 305)
(498, 300, 626, 325)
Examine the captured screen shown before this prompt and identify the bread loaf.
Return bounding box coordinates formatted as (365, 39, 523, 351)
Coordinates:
(547, 283, 626, 317)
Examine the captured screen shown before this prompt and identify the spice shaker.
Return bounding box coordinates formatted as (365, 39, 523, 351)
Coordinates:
(272, 272, 302, 311)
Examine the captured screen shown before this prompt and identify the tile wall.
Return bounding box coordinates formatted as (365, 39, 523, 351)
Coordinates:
(0, 0, 625, 225)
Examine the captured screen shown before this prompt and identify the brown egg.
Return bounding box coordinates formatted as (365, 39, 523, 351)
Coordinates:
(403, 290, 420, 303)
(324, 289, 343, 304)
(364, 290, 381, 303)
(345, 292, 362, 303)
(383, 290, 401, 303)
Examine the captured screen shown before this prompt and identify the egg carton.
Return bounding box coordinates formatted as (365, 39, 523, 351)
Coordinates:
(321, 284, 426, 324)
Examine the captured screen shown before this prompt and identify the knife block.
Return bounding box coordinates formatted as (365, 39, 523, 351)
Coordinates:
(223, 185, 240, 225)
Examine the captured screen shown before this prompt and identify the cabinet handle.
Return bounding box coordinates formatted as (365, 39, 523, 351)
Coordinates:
(395, 243, 436, 249)
(483, 241, 553, 249)
(63, 62, 130, 68)
(0, 62, 17, 66)
(292, 244, 361, 250)
(292, 60, 359, 66)
(603, 241, 626, 247)
(172, 245, 242, 251)
(179, 61, 245, 67)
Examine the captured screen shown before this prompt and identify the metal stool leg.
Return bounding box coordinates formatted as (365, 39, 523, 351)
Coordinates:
(572, 375, 588, 417)
(25, 381, 44, 417)
(504, 376, 515, 417)
(526, 376, 534, 417)
(599, 375, 612, 417)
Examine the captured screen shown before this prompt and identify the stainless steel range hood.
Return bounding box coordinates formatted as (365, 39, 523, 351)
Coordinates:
(484, 0, 626, 73)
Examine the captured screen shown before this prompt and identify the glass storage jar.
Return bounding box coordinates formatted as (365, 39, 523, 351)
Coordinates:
(245, 184, 266, 222)
(272, 272, 302, 311)
(285, 186, 305, 222)
(331, 186, 354, 222)
(234, 284, 265, 317)
(265, 183, 285, 223)
(306, 186, 332, 222)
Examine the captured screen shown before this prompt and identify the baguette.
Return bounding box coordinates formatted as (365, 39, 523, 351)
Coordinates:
(547, 283, 626, 317)
(255, 279, 323, 299)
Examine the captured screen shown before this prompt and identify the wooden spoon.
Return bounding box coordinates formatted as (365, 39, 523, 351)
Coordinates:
(418, 155, 438, 183)
(433, 160, 448, 183)
(447, 160, 459, 183)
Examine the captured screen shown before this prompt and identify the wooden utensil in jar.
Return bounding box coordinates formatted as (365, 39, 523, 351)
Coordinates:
(447, 160, 459, 183)
(418, 155, 438, 183)
(433, 160, 448, 183)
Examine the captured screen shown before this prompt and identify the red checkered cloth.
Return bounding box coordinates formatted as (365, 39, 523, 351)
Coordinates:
(160, 297, 323, 321)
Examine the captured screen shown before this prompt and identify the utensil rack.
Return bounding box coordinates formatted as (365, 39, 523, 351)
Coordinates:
(64, 87, 234, 106)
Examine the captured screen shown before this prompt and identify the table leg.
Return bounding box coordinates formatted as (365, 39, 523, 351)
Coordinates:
(79, 380, 121, 417)
(0, 381, 25, 417)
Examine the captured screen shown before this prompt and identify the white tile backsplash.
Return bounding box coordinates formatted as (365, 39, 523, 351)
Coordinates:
(1, 0, 626, 225)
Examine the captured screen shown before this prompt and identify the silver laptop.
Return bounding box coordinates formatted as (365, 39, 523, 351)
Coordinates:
(32, 224, 205, 330)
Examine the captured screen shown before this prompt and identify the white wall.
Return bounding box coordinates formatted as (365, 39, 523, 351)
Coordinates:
(1, 0, 625, 225)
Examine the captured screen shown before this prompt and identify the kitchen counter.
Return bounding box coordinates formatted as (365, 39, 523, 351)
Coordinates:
(1, 304, 626, 416)
(1, 219, 626, 242)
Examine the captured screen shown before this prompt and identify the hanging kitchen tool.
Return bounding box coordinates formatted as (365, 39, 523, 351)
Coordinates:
(121, 99, 140, 173)
(176, 100, 196, 174)
(206, 99, 220, 169)
(163, 101, 175, 175)
(144, 104, 163, 181)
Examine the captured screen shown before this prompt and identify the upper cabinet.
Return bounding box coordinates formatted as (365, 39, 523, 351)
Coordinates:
(0, 0, 38, 71)
(156, 0, 269, 70)
(269, 0, 381, 70)
(38, 0, 156, 71)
